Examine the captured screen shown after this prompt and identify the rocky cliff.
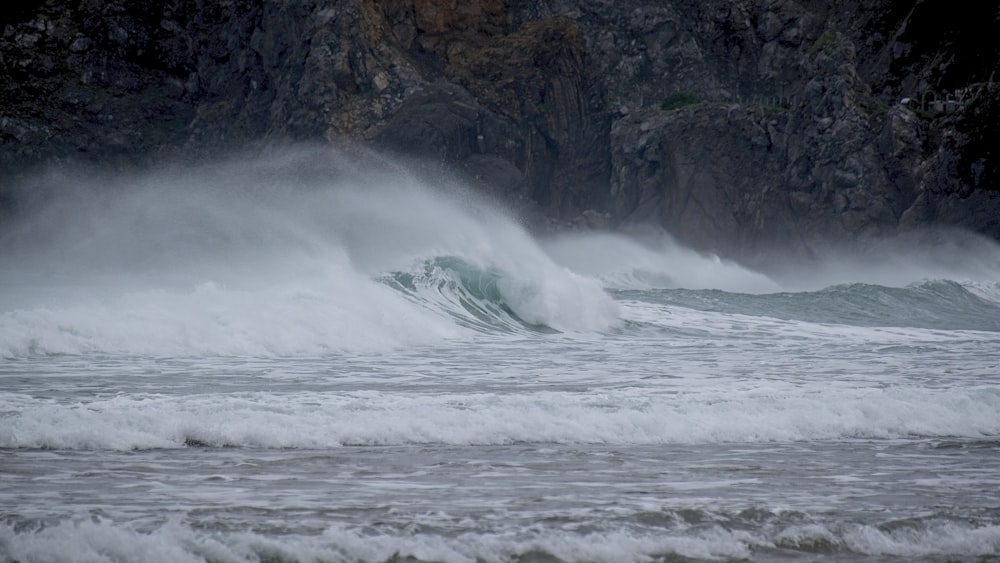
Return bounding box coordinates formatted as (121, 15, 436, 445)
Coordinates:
(2, 0, 998, 263)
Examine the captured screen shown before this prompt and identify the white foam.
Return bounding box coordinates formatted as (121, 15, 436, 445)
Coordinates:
(0, 518, 754, 563)
(496, 268, 619, 332)
(843, 521, 1000, 557)
(3, 515, 998, 563)
(4, 384, 998, 451)
(0, 275, 463, 358)
(773, 521, 1000, 557)
(0, 519, 208, 563)
(964, 280, 1000, 305)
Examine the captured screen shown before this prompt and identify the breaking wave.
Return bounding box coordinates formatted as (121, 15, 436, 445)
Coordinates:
(381, 256, 544, 333)
(0, 149, 618, 358)
(4, 385, 999, 451)
(3, 511, 998, 563)
(380, 255, 615, 333)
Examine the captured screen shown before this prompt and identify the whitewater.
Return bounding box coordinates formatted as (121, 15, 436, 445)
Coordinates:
(2, 148, 1000, 562)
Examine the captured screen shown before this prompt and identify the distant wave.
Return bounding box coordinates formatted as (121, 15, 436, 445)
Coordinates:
(620, 279, 1000, 331)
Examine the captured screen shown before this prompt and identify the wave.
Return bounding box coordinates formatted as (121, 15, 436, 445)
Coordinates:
(0, 277, 469, 358)
(0, 150, 619, 357)
(3, 385, 998, 451)
(381, 256, 545, 332)
(622, 279, 1000, 331)
(380, 256, 616, 333)
(0, 251, 617, 358)
(2, 512, 997, 562)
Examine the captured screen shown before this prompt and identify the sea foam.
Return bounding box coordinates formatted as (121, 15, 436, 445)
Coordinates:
(3, 514, 998, 563)
(4, 385, 998, 451)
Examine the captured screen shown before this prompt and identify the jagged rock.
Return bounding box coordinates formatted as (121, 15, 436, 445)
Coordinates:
(1, 0, 998, 260)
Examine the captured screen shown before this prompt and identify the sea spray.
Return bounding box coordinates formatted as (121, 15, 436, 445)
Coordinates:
(0, 148, 619, 357)
(762, 228, 1000, 291)
(542, 231, 781, 293)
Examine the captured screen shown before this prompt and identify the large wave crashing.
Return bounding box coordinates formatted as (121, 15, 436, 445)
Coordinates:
(0, 148, 620, 357)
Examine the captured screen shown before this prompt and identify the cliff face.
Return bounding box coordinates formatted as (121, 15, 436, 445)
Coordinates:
(2, 0, 998, 261)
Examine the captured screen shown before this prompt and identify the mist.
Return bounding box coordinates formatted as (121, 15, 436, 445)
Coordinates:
(759, 230, 1000, 292)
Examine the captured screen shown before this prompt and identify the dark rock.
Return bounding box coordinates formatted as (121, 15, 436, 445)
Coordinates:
(1, 0, 999, 261)
(374, 83, 485, 162)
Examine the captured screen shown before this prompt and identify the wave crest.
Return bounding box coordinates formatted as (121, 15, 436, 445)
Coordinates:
(383, 256, 618, 333)
(4, 386, 998, 451)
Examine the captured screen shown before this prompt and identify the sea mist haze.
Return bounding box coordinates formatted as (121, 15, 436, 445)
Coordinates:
(2, 149, 1000, 562)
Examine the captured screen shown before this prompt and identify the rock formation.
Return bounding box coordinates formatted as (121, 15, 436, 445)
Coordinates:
(2, 0, 998, 263)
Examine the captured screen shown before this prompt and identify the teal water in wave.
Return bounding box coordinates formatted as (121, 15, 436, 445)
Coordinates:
(381, 256, 558, 333)
(2, 151, 999, 562)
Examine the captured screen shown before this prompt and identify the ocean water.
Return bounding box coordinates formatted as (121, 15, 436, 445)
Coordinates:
(2, 151, 1000, 562)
